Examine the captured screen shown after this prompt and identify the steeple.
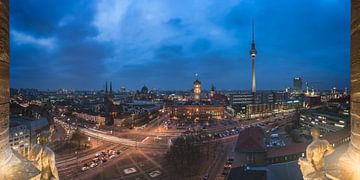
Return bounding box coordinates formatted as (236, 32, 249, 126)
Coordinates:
(110, 81, 113, 96)
(193, 73, 201, 101)
(105, 81, 108, 94)
(211, 83, 215, 92)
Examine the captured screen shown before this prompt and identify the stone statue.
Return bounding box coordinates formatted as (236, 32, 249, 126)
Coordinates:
(28, 131, 59, 180)
(298, 128, 334, 180)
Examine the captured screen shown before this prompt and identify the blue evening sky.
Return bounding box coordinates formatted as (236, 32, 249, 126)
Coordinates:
(9, 0, 350, 91)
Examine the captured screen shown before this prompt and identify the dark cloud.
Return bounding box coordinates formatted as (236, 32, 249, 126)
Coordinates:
(9, 0, 350, 90)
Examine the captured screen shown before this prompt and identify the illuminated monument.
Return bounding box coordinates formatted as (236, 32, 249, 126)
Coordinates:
(0, 0, 39, 179)
(250, 20, 257, 95)
(194, 75, 201, 101)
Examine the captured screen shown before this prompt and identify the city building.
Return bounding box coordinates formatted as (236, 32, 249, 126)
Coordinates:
(73, 112, 105, 125)
(9, 122, 30, 156)
(245, 103, 281, 118)
(234, 127, 266, 165)
(135, 85, 155, 100)
(304, 95, 322, 108)
(293, 77, 303, 94)
(11, 116, 49, 148)
(299, 111, 350, 133)
(170, 101, 224, 121)
(230, 92, 257, 105)
(230, 91, 299, 119)
(232, 128, 350, 168)
(265, 129, 350, 164)
(170, 78, 224, 121)
(193, 79, 201, 101)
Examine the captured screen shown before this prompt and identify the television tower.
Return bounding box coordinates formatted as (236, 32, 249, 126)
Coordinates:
(250, 20, 257, 95)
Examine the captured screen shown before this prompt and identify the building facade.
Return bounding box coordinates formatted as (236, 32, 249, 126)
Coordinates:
(293, 77, 303, 94)
(74, 112, 105, 125)
(193, 79, 201, 101)
(9, 122, 30, 156)
(299, 111, 349, 133)
(170, 101, 224, 121)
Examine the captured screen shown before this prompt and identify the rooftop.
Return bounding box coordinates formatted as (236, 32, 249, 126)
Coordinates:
(266, 129, 350, 158)
(235, 127, 266, 153)
(173, 101, 222, 106)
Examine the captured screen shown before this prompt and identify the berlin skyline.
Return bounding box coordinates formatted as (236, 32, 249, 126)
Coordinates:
(10, 0, 350, 90)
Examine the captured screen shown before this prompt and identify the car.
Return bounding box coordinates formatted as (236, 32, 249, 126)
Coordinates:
(109, 155, 116, 159)
(81, 166, 89, 171)
(90, 162, 97, 168)
(149, 170, 161, 178)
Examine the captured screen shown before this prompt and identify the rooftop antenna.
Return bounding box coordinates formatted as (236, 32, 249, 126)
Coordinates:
(252, 18, 255, 44)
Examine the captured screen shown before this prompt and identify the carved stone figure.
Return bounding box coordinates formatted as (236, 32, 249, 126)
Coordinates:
(28, 131, 59, 180)
(298, 128, 334, 180)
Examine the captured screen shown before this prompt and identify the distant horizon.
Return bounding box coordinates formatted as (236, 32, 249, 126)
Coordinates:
(10, 86, 348, 92)
(10, 0, 350, 90)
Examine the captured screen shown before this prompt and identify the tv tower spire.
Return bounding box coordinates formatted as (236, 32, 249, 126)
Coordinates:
(250, 19, 257, 94)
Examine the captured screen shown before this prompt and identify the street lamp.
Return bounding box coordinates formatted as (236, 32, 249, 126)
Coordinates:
(87, 137, 91, 147)
(75, 151, 79, 172)
(132, 113, 135, 129)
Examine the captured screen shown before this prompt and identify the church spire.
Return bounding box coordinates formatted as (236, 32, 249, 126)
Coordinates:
(105, 81, 108, 94)
(110, 81, 113, 96)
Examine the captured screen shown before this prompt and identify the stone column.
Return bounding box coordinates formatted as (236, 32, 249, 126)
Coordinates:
(333, 1, 360, 179)
(0, 1, 39, 179)
(0, 0, 12, 167)
(349, 0, 360, 158)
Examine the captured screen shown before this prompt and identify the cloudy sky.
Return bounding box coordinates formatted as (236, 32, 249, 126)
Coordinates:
(10, 0, 350, 91)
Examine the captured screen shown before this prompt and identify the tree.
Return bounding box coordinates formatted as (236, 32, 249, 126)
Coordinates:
(165, 136, 202, 178)
(165, 134, 222, 178)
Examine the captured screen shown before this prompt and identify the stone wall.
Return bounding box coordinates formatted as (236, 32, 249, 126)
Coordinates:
(0, 0, 11, 167)
(349, 0, 360, 159)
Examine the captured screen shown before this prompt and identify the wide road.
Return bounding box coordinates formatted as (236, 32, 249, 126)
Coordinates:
(79, 127, 169, 149)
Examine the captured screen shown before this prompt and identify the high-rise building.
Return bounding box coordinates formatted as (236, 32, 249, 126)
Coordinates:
(250, 20, 257, 94)
(293, 77, 303, 93)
